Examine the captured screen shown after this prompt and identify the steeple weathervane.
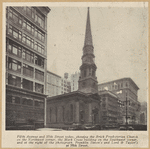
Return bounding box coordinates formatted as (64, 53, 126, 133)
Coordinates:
(78, 8, 98, 94)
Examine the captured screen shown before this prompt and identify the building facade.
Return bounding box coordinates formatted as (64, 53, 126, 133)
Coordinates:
(6, 6, 50, 129)
(46, 71, 61, 97)
(61, 73, 71, 94)
(98, 78, 141, 124)
(70, 72, 80, 92)
(98, 90, 123, 127)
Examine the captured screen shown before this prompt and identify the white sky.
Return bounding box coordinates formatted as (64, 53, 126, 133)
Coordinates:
(46, 3, 148, 102)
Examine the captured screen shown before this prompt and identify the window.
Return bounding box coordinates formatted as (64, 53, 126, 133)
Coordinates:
(9, 8, 22, 26)
(35, 11, 45, 28)
(8, 57, 21, 73)
(50, 108, 52, 122)
(83, 70, 86, 77)
(62, 106, 65, 122)
(34, 41, 45, 54)
(8, 42, 22, 58)
(121, 83, 123, 88)
(27, 98, 33, 106)
(6, 95, 12, 103)
(35, 28, 45, 42)
(8, 25, 22, 41)
(22, 97, 33, 106)
(23, 79, 33, 91)
(26, 7, 35, 19)
(70, 104, 73, 121)
(8, 73, 21, 87)
(23, 64, 33, 78)
(35, 83, 44, 93)
(22, 34, 34, 48)
(55, 107, 57, 122)
(23, 20, 34, 35)
(35, 54, 44, 68)
(92, 70, 95, 77)
(35, 69, 44, 82)
(34, 99, 44, 108)
(22, 48, 34, 63)
(6, 95, 20, 104)
(126, 82, 128, 87)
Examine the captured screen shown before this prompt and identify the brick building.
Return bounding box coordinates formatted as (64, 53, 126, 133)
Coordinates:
(6, 6, 50, 129)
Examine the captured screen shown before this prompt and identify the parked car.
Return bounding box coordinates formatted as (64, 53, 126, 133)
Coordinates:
(128, 126, 134, 130)
(119, 126, 126, 130)
(84, 124, 101, 130)
(36, 128, 65, 131)
(119, 126, 134, 131)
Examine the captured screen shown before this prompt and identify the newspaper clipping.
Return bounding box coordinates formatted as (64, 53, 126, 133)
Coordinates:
(2, 2, 148, 148)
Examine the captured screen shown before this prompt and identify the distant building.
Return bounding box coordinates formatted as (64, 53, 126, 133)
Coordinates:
(140, 102, 147, 125)
(61, 73, 71, 94)
(46, 71, 61, 97)
(98, 78, 141, 124)
(70, 72, 80, 92)
(6, 6, 50, 129)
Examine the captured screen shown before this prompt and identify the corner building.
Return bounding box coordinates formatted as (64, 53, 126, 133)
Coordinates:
(6, 7, 50, 128)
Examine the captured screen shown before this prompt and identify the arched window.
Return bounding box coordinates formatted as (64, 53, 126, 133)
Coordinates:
(83, 70, 86, 77)
(70, 104, 73, 121)
(126, 82, 128, 87)
(92, 70, 95, 77)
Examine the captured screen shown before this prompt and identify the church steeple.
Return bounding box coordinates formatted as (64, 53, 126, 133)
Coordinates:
(84, 7, 93, 46)
(78, 8, 98, 94)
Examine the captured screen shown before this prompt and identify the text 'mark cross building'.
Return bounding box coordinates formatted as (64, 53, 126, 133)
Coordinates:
(6, 6, 50, 129)
(46, 8, 101, 128)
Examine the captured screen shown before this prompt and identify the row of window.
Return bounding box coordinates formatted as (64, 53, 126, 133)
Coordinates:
(8, 7, 45, 29)
(7, 57, 44, 81)
(7, 24, 45, 55)
(6, 95, 44, 108)
(7, 41, 44, 68)
(8, 73, 44, 93)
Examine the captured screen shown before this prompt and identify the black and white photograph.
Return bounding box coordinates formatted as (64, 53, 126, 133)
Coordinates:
(2, 2, 148, 148)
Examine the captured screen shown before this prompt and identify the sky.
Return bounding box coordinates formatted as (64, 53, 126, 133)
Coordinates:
(46, 3, 148, 102)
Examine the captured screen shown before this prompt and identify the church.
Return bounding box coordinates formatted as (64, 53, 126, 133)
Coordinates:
(46, 8, 119, 129)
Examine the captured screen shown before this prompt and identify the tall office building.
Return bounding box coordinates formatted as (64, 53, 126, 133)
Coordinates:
(98, 78, 141, 124)
(61, 73, 71, 94)
(6, 6, 50, 129)
(70, 72, 80, 92)
(46, 70, 61, 97)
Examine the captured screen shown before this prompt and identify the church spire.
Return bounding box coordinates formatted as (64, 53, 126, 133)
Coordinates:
(78, 7, 98, 94)
(84, 7, 93, 46)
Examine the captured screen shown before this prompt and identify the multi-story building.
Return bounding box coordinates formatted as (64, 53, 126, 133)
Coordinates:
(98, 90, 123, 127)
(6, 6, 50, 129)
(46, 70, 61, 97)
(98, 78, 141, 124)
(61, 73, 71, 94)
(70, 72, 80, 92)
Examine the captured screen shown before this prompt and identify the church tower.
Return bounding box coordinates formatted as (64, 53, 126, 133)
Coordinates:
(78, 8, 98, 94)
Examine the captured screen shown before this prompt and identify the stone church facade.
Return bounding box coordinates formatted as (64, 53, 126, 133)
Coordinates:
(46, 91, 100, 128)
